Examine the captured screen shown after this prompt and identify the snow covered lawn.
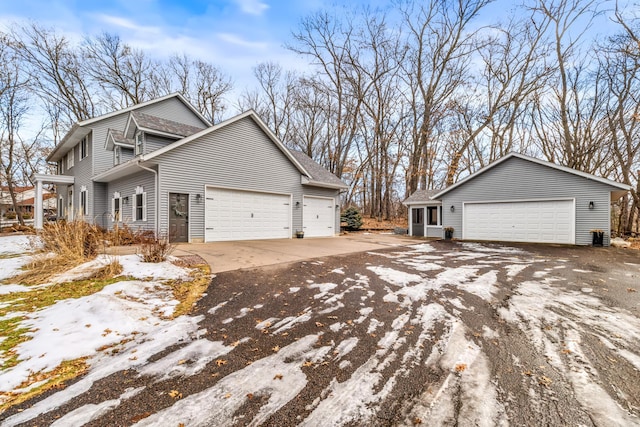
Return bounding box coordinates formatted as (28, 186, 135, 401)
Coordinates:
(0, 234, 208, 415)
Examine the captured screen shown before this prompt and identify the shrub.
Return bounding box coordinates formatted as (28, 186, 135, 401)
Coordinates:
(22, 213, 32, 220)
(106, 223, 156, 246)
(5, 212, 16, 220)
(138, 235, 174, 263)
(341, 207, 363, 230)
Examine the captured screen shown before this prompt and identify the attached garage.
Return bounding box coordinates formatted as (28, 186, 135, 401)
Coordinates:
(205, 187, 291, 242)
(463, 199, 575, 244)
(303, 196, 335, 237)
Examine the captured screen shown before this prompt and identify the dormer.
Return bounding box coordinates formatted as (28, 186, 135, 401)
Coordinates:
(105, 129, 135, 166)
(122, 111, 204, 156)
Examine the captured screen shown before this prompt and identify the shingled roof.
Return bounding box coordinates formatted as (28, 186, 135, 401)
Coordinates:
(289, 150, 347, 189)
(131, 111, 205, 138)
(403, 189, 442, 204)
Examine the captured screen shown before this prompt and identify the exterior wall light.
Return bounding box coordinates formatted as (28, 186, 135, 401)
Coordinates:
(196, 193, 202, 202)
(123, 196, 129, 205)
(296, 201, 300, 207)
(588, 201, 594, 210)
(450, 205, 455, 212)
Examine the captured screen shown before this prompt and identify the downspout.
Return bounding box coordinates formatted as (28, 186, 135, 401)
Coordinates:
(136, 161, 160, 237)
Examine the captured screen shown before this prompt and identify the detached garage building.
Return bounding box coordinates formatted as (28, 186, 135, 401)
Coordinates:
(404, 153, 631, 246)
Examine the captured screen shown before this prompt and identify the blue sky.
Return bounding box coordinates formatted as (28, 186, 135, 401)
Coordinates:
(0, 0, 335, 94)
(0, 0, 633, 102)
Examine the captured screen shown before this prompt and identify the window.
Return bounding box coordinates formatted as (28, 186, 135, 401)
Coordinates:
(135, 131, 144, 155)
(427, 206, 440, 226)
(114, 146, 121, 166)
(80, 134, 89, 160)
(58, 196, 64, 217)
(67, 148, 74, 169)
(57, 160, 64, 174)
(133, 191, 147, 221)
(112, 193, 122, 222)
(80, 187, 88, 216)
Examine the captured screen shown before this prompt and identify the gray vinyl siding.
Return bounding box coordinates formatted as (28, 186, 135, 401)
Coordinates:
(139, 97, 208, 129)
(153, 117, 339, 241)
(93, 182, 108, 227)
(92, 98, 208, 176)
(145, 134, 176, 154)
(442, 156, 615, 246)
(106, 170, 156, 232)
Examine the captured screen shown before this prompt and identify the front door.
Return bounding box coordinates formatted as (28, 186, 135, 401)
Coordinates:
(411, 208, 424, 237)
(169, 193, 189, 242)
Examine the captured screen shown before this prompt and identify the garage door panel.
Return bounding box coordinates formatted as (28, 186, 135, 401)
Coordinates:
(205, 188, 291, 242)
(464, 200, 574, 244)
(303, 196, 335, 237)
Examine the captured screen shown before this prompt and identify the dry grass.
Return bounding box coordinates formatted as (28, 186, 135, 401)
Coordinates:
(359, 216, 408, 230)
(10, 220, 104, 286)
(138, 236, 175, 263)
(166, 261, 211, 318)
(0, 358, 89, 413)
(106, 223, 155, 246)
(90, 257, 123, 280)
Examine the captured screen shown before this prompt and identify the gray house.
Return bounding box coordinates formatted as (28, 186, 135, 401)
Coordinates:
(33, 93, 347, 242)
(403, 153, 630, 246)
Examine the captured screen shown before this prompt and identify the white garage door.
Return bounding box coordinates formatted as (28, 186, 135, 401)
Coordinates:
(303, 196, 335, 237)
(205, 187, 291, 242)
(463, 200, 575, 244)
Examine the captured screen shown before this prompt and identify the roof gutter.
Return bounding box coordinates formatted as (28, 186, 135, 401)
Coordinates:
(136, 161, 160, 237)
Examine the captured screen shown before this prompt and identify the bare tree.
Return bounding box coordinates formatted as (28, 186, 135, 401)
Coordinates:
(399, 0, 492, 192)
(12, 23, 96, 141)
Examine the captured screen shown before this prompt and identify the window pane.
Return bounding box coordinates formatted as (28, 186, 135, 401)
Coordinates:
(427, 207, 438, 225)
(136, 194, 143, 220)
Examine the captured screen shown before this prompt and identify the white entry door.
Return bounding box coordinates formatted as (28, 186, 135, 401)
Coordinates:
(463, 200, 575, 244)
(303, 196, 335, 237)
(205, 187, 291, 242)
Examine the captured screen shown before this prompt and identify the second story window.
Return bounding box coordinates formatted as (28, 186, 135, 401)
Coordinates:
(135, 131, 143, 156)
(80, 135, 89, 160)
(57, 160, 64, 174)
(67, 148, 74, 169)
(114, 146, 121, 166)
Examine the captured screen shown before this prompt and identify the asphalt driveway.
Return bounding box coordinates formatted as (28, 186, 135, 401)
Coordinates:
(5, 240, 640, 426)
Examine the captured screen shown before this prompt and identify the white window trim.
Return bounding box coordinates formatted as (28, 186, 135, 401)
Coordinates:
(135, 131, 144, 156)
(67, 149, 74, 169)
(112, 192, 122, 223)
(80, 186, 88, 216)
(80, 134, 89, 160)
(133, 191, 147, 222)
(114, 146, 121, 166)
(426, 205, 442, 227)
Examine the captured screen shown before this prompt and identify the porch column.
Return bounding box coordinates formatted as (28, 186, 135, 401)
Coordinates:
(34, 178, 43, 229)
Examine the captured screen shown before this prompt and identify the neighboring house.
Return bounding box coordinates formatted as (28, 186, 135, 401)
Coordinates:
(0, 186, 56, 218)
(403, 152, 631, 246)
(33, 93, 347, 242)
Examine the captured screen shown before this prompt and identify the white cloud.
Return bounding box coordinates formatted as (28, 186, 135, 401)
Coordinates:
(217, 32, 269, 50)
(233, 0, 270, 16)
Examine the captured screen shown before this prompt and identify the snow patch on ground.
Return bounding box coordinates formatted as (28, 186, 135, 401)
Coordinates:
(134, 335, 330, 427)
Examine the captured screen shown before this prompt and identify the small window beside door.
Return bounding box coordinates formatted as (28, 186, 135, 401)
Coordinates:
(427, 206, 440, 226)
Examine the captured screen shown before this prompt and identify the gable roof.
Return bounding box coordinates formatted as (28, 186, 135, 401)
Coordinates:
(93, 110, 343, 188)
(105, 129, 134, 151)
(124, 111, 205, 139)
(432, 152, 631, 200)
(402, 189, 442, 205)
(289, 150, 348, 190)
(48, 93, 211, 162)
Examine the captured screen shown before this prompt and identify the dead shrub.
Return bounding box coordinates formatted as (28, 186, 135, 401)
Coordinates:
(12, 220, 105, 285)
(138, 235, 175, 263)
(106, 223, 156, 246)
